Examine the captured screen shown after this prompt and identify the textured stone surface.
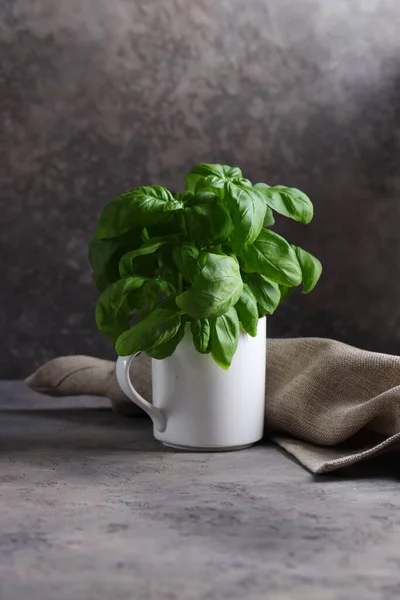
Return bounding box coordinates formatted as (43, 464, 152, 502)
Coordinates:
(2, 1, 400, 377)
(1, 382, 400, 600)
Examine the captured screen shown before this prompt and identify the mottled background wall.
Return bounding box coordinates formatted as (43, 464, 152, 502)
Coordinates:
(1, 0, 400, 378)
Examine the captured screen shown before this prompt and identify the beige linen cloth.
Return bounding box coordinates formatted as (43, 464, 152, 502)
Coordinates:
(25, 338, 400, 474)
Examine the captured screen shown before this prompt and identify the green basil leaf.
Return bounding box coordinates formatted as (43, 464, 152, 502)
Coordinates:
(232, 177, 252, 187)
(194, 176, 225, 199)
(95, 276, 147, 342)
(198, 251, 210, 270)
(128, 278, 169, 316)
(119, 234, 182, 279)
(292, 245, 322, 293)
(245, 273, 281, 316)
(174, 191, 194, 203)
(184, 163, 242, 191)
(173, 244, 200, 282)
(184, 191, 216, 207)
(210, 307, 240, 370)
(240, 229, 302, 287)
(89, 234, 140, 292)
(263, 207, 275, 227)
(119, 240, 167, 277)
(225, 181, 267, 248)
(190, 318, 211, 354)
(184, 174, 202, 193)
(176, 253, 243, 318)
(235, 283, 258, 337)
(254, 183, 313, 225)
(184, 199, 233, 245)
(147, 318, 186, 359)
(115, 309, 182, 356)
(96, 186, 183, 239)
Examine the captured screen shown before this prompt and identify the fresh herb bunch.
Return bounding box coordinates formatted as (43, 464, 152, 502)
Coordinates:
(89, 163, 322, 369)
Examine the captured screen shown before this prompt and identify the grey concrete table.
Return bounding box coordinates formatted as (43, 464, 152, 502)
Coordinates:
(1, 382, 400, 600)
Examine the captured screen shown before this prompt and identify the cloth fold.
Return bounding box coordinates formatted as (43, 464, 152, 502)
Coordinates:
(25, 338, 400, 473)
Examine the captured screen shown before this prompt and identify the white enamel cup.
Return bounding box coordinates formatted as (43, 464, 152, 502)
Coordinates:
(116, 317, 266, 450)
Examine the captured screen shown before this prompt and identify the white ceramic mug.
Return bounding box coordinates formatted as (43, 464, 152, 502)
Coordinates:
(116, 317, 266, 451)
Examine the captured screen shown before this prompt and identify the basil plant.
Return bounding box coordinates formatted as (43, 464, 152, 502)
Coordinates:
(89, 163, 322, 369)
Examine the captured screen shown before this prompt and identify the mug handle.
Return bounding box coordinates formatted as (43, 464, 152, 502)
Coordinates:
(116, 353, 166, 432)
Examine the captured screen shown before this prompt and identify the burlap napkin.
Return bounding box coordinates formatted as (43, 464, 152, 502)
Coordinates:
(25, 338, 400, 474)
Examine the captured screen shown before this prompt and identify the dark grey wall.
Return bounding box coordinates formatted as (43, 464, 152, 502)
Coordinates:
(2, 0, 400, 378)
